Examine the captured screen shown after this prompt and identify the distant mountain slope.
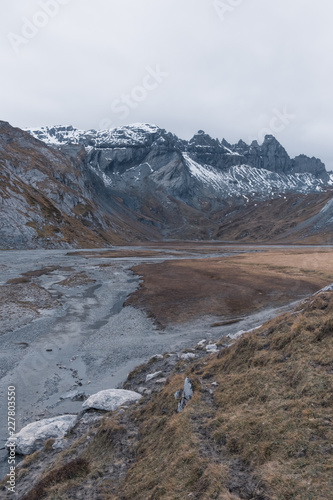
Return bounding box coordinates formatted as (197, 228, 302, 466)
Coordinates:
(0, 122, 161, 248)
(0, 120, 332, 248)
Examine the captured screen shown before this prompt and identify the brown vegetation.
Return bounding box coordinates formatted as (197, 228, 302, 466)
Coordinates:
(11, 289, 333, 499)
(21, 459, 90, 500)
(126, 248, 333, 327)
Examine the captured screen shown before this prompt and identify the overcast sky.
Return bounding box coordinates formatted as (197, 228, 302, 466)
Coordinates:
(1, 0, 333, 170)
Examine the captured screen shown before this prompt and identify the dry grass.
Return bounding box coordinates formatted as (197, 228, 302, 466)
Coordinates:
(110, 292, 333, 499)
(12, 289, 333, 499)
(21, 458, 90, 500)
(126, 249, 333, 327)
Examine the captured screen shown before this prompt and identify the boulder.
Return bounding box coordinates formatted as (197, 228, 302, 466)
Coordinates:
(82, 389, 141, 411)
(177, 377, 194, 412)
(145, 371, 162, 382)
(206, 343, 218, 353)
(180, 353, 196, 360)
(6, 415, 77, 455)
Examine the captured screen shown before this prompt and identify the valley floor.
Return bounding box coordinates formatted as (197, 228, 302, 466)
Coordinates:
(0, 244, 333, 498)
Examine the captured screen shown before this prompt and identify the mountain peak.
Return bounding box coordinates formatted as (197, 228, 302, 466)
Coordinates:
(189, 131, 220, 148)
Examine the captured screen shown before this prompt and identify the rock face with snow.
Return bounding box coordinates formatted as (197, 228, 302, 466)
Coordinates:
(0, 120, 332, 248)
(6, 415, 77, 455)
(26, 124, 330, 214)
(82, 389, 142, 411)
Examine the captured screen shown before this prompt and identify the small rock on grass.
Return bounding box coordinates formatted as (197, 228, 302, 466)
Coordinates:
(206, 343, 218, 353)
(180, 353, 196, 360)
(145, 371, 163, 382)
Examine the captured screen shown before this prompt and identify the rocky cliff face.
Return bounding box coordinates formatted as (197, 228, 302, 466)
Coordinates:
(0, 120, 332, 248)
(30, 124, 328, 178)
(0, 122, 160, 248)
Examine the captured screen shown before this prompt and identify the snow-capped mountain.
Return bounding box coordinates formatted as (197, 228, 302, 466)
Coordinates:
(0, 120, 332, 249)
(27, 124, 330, 207)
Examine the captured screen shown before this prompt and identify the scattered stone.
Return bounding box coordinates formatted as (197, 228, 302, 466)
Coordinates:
(206, 343, 218, 353)
(59, 390, 80, 401)
(197, 339, 207, 347)
(46, 349, 52, 352)
(145, 371, 162, 382)
(82, 389, 142, 412)
(181, 352, 196, 360)
(211, 382, 218, 387)
(150, 354, 163, 361)
(177, 378, 194, 412)
(71, 392, 86, 402)
(155, 378, 167, 384)
(227, 330, 245, 340)
(6, 415, 77, 455)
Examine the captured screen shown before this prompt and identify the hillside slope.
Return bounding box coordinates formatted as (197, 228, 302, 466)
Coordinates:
(0, 121, 161, 248)
(5, 285, 333, 499)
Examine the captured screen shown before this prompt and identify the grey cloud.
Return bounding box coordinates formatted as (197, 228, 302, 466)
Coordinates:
(1, 0, 332, 170)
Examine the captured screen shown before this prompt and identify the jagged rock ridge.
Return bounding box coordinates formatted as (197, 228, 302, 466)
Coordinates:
(0, 120, 332, 248)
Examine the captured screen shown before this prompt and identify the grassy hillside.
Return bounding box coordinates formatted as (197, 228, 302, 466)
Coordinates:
(3, 288, 333, 499)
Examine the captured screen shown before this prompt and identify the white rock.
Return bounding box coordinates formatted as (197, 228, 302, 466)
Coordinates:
(145, 371, 162, 382)
(177, 377, 194, 412)
(150, 354, 163, 361)
(82, 389, 141, 411)
(227, 330, 245, 340)
(180, 353, 196, 360)
(197, 339, 207, 346)
(155, 378, 167, 384)
(206, 343, 218, 353)
(184, 378, 194, 400)
(6, 415, 77, 455)
(318, 283, 333, 293)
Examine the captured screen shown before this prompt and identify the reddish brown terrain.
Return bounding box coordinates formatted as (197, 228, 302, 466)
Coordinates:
(127, 247, 333, 327)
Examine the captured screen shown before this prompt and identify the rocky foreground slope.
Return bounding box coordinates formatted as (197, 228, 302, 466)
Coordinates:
(1, 120, 333, 248)
(2, 285, 332, 499)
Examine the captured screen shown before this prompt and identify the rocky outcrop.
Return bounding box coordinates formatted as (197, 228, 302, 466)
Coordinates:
(292, 154, 328, 181)
(82, 389, 142, 411)
(6, 415, 77, 455)
(175, 377, 194, 412)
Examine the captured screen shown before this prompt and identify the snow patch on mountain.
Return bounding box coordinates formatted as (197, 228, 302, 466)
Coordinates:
(328, 173, 333, 186)
(183, 154, 324, 197)
(27, 123, 160, 148)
